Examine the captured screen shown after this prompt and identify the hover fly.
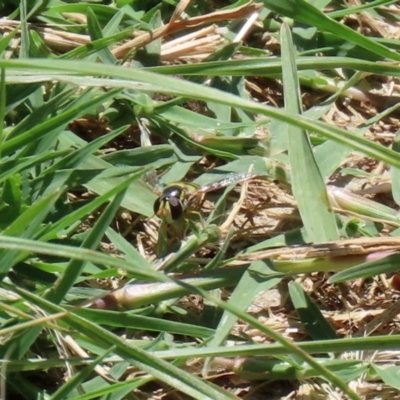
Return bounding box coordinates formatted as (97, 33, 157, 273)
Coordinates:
(153, 172, 254, 224)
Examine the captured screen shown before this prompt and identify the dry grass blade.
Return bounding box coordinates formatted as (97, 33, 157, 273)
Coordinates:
(112, 0, 263, 58)
(160, 25, 226, 62)
(0, 2, 259, 61)
(0, 18, 91, 53)
(239, 236, 400, 262)
(353, 298, 400, 337)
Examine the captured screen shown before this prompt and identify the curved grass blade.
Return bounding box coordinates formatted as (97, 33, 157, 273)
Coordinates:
(371, 364, 400, 391)
(46, 173, 146, 304)
(264, 0, 400, 61)
(77, 309, 215, 338)
(147, 56, 400, 77)
(154, 334, 400, 360)
(13, 286, 239, 400)
(0, 68, 5, 156)
(2, 59, 400, 169)
(86, 7, 116, 64)
(182, 282, 361, 399)
(2, 88, 121, 156)
(0, 188, 64, 275)
(49, 347, 115, 400)
(0, 235, 165, 281)
(329, 253, 400, 283)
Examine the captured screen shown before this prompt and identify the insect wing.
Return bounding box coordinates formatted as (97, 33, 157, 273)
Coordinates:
(197, 172, 255, 194)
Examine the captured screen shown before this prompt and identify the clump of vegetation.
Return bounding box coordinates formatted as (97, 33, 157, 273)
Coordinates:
(2, 1, 400, 399)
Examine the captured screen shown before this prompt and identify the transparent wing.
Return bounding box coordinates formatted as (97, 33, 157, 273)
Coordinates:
(197, 172, 255, 194)
(143, 170, 164, 194)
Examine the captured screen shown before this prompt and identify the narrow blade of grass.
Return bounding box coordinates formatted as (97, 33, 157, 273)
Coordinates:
(390, 131, 400, 205)
(289, 281, 338, 340)
(49, 347, 115, 400)
(46, 173, 143, 303)
(329, 253, 400, 283)
(203, 260, 283, 373)
(264, 0, 400, 61)
(281, 23, 338, 242)
(0, 188, 64, 274)
(13, 286, 239, 400)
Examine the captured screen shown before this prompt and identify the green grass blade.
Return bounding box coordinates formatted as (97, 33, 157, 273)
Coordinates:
(289, 281, 338, 340)
(86, 7, 117, 64)
(43, 125, 128, 173)
(14, 286, 239, 400)
(7, 87, 76, 140)
(46, 174, 142, 303)
(204, 260, 283, 372)
(154, 334, 400, 359)
(209, 260, 283, 343)
(2, 58, 399, 169)
(0, 68, 5, 153)
(390, 131, 400, 205)
(329, 253, 400, 283)
(77, 309, 215, 338)
(2, 88, 121, 156)
(371, 364, 400, 391)
(263, 0, 400, 61)
(281, 23, 338, 242)
(49, 347, 115, 400)
(19, 0, 29, 59)
(191, 285, 361, 399)
(328, 0, 397, 19)
(105, 227, 153, 270)
(148, 56, 400, 77)
(0, 235, 165, 281)
(37, 168, 148, 242)
(0, 188, 63, 274)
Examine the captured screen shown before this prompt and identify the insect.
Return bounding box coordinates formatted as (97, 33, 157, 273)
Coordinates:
(153, 172, 255, 224)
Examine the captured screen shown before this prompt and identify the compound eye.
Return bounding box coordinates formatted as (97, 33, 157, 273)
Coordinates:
(153, 197, 162, 215)
(169, 196, 184, 220)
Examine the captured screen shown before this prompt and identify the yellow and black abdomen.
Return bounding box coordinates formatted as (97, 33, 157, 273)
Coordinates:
(153, 183, 198, 224)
